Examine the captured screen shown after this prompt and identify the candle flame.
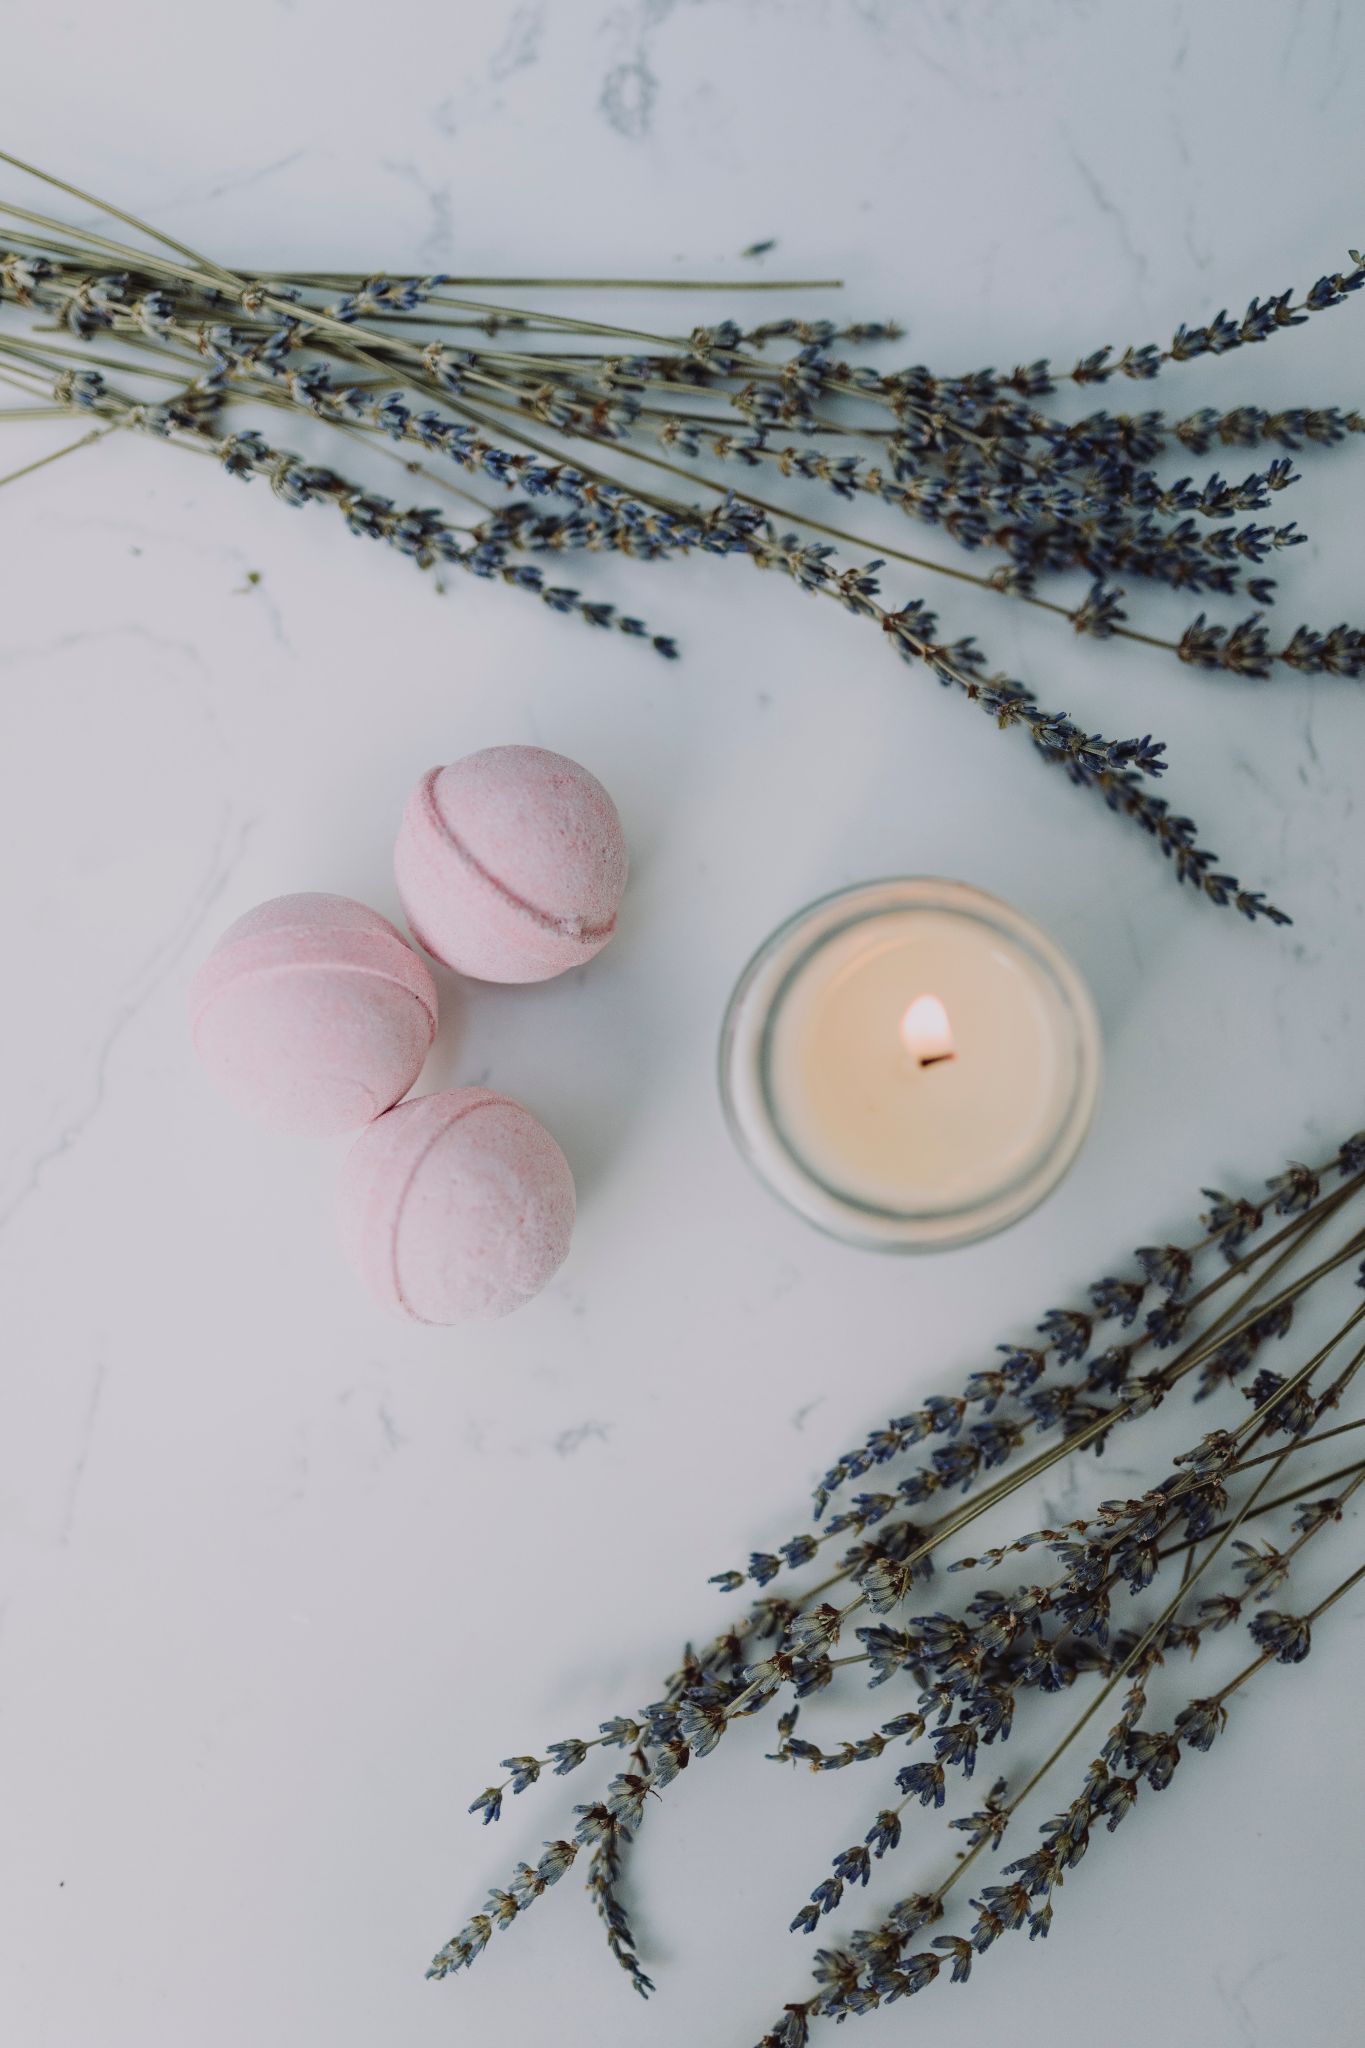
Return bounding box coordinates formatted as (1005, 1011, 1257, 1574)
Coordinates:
(901, 992, 955, 1066)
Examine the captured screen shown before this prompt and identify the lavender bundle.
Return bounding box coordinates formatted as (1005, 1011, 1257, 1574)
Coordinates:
(431, 1131, 1365, 2037)
(2, 155, 1363, 924)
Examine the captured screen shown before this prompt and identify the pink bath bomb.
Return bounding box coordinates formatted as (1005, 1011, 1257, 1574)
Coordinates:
(393, 745, 628, 982)
(337, 1088, 575, 1322)
(190, 893, 438, 1137)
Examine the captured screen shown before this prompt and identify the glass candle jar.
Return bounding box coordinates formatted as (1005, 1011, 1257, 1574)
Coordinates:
(718, 878, 1102, 1250)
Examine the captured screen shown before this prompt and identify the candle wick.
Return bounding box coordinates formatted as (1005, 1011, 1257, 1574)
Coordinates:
(918, 1052, 956, 1068)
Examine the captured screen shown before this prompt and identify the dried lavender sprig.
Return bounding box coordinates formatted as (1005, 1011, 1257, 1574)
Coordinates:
(2, 170, 1354, 924)
(29, 289, 1329, 638)
(937, 258, 1365, 401)
(21, 284, 1357, 690)
(647, 449, 1360, 680)
(14, 247, 945, 457)
(12, 290, 771, 578)
(468, 1715, 656, 1826)
(583, 1816, 655, 1998)
(261, 300, 898, 350)
(476, 1202, 1361, 1916)
(1175, 610, 1365, 678)
(588, 419, 1325, 624)
(701, 316, 905, 351)
(492, 370, 1334, 588)
(989, 400, 1365, 468)
(9, 247, 1360, 698)
(0, 234, 1352, 518)
(604, 396, 1362, 457)
(435, 348, 1309, 524)
(13, 249, 1358, 647)
(746, 534, 1256, 880)
(783, 1331, 1365, 1949)
(712, 1196, 1342, 1671)
(798, 1232, 1365, 1661)
(426, 1836, 581, 1981)
(13, 211, 1361, 429)
(766, 1453, 1365, 1781)
(786, 1618, 1164, 1943)
(147, 335, 1365, 684)
(45, 366, 684, 655)
(793, 1449, 1276, 1907)
(757, 537, 1285, 919)
(414, 298, 1365, 679)
(544, 393, 1357, 465)
(805, 1255, 1331, 1604)
(529, 405, 1362, 677)
(433, 1131, 1365, 2007)
(964, 1443, 1365, 1574)
(882, 1319, 1365, 1902)
(781, 1535, 1365, 2039)
(682, 1208, 1365, 1829)
(469, 1211, 1365, 1888)
(767, 1387, 1362, 2039)
(492, 371, 1317, 550)
(767, 1705, 928, 1775)
(1220, 1460, 1365, 1602)
(204, 421, 683, 652)
(1170, 402, 1365, 453)
(466, 1586, 816, 1826)
(440, 1618, 801, 1987)
(802, 1144, 1363, 1529)
(0, 257, 1264, 549)
(484, 265, 1365, 443)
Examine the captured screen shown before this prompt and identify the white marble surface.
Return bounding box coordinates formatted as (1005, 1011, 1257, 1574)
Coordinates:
(3, 3, 1365, 2043)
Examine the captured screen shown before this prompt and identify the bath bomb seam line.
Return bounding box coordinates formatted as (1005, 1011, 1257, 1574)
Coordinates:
(419, 765, 617, 944)
(386, 1092, 507, 1322)
(190, 960, 438, 1046)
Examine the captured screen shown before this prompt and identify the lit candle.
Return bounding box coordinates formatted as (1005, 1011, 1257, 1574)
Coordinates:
(719, 879, 1101, 1249)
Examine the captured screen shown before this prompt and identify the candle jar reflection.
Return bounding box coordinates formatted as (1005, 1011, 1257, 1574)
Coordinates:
(718, 878, 1102, 1251)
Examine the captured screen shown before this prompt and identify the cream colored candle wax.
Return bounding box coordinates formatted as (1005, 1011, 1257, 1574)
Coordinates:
(769, 909, 1070, 1211)
(719, 880, 1101, 1250)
